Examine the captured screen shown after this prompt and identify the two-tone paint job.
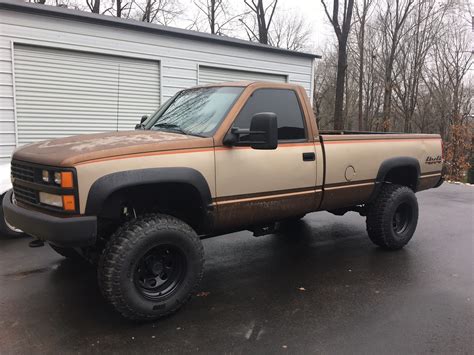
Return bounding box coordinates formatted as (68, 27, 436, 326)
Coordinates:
(10, 82, 443, 235)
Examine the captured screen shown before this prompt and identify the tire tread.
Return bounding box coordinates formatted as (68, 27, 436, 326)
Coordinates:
(366, 184, 417, 250)
(98, 214, 204, 321)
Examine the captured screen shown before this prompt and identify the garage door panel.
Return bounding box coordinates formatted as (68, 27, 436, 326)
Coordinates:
(14, 45, 160, 145)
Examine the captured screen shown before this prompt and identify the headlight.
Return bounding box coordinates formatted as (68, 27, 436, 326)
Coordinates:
(42, 170, 50, 183)
(39, 192, 76, 211)
(39, 192, 63, 207)
(41, 170, 73, 188)
(54, 172, 62, 185)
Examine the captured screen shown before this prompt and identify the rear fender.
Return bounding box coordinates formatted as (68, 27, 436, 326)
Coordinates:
(369, 157, 421, 202)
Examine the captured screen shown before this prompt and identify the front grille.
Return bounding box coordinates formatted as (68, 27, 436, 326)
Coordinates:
(13, 183, 38, 205)
(11, 161, 35, 182)
(10, 160, 78, 213)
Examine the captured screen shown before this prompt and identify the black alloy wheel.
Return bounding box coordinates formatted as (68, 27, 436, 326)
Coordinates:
(134, 245, 187, 301)
(392, 202, 413, 235)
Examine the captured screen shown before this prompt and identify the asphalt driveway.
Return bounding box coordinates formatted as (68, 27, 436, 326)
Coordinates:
(0, 183, 472, 354)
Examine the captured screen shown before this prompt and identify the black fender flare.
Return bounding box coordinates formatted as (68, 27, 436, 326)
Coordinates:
(85, 167, 213, 216)
(369, 157, 421, 201)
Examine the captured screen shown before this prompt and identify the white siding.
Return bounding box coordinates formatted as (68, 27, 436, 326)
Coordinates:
(0, 8, 314, 163)
(0, 40, 15, 163)
(199, 65, 287, 85)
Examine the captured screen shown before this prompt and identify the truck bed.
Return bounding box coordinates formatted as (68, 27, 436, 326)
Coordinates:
(317, 132, 443, 210)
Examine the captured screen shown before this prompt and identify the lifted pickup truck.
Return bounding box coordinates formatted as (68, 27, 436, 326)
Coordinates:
(3, 82, 443, 321)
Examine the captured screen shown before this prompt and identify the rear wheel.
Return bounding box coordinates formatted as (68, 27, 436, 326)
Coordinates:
(366, 184, 418, 250)
(98, 214, 204, 321)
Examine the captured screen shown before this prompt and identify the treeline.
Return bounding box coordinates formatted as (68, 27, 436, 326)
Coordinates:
(315, 0, 472, 181)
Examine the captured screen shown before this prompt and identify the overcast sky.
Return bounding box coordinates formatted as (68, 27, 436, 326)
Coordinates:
(177, 0, 335, 55)
(277, 0, 335, 52)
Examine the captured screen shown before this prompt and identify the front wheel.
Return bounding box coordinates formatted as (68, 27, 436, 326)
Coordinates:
(98, 214, 204, 321)
(366, 184, 418, 250)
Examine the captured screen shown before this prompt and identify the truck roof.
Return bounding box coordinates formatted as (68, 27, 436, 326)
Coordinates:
(194, 81, 304, 90)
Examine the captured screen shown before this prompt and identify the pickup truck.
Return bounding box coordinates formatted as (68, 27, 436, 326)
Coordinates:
(3, 82, 444, 321)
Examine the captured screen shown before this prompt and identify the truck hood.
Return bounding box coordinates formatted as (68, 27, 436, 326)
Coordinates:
(12, 130, 214, 167)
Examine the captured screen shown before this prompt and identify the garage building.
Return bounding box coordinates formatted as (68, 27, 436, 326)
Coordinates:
(0, 0, 319, 164)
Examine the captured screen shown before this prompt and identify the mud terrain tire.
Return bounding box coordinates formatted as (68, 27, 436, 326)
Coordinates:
(98, 214, 204, 321)
(366, 184, 418, 250)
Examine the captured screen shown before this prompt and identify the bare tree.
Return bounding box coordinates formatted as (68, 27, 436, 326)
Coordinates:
(269, 12, 311, 51)
(378, 0, 415, 131)
(194, 0, 239, 35)
(86, 0, 101, 13)
(432, 23, 472, 179)
(110, 0, 132, 17)
(240, 0, 278, 44)
(354, 0, 375, 131)
(313, 46, 338, 129)
(392, 0, 447, 133)
(321, 0, 355, 130)
(136, 0, 182, 25)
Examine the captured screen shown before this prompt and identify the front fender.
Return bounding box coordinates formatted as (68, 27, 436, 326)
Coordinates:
(84, 167, 213, 215)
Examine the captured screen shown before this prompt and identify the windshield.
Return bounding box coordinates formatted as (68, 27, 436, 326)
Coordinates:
(145, 86, 244, 137)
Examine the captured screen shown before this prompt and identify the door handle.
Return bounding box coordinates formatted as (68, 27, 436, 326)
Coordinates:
(302, 152, 315, 161)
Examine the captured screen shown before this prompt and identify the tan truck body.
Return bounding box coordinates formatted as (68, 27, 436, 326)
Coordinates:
(9, 82, 442, 233)
(3, 81, 444, 321)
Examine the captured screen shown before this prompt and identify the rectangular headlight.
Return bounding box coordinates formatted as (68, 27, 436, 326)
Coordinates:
(42, 170, 50, 183)
(54, 172, 62, 185)
(39, 192, 63, 208)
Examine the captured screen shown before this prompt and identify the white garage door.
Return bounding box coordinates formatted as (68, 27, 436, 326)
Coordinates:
(199, 65, 287, 85)
(13, 45, 160, 144)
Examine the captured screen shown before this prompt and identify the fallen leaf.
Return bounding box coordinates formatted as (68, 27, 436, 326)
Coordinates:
(196, 291, 210, 297)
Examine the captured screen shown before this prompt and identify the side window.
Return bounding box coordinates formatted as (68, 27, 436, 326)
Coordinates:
(233, 89, 306, 141)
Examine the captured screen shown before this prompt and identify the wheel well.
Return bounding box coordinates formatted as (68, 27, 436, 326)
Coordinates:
(99, 183, 210, 233)
(383, 166, 419, 190)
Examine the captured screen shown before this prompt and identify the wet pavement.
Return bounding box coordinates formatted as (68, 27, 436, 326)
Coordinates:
(0, 183, 473, 354)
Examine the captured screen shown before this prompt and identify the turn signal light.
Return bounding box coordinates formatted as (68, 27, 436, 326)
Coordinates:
(62, 195, 75, 211)
(61, 172, 74, 188)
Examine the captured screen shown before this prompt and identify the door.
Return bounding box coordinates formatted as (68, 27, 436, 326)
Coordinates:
(214, 88, 320, 230)
(13, 45, 160, 144)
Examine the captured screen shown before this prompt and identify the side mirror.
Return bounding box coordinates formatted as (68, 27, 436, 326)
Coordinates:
(135, 115, 148, 129)
(223, 112, 278, 150)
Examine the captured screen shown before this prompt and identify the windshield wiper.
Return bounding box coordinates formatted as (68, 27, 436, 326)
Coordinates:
(153, 123, 205, 137)
(153, 123, 188, 135)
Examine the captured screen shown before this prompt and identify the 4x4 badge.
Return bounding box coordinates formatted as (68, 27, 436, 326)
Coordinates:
(425, 155, 442, 165)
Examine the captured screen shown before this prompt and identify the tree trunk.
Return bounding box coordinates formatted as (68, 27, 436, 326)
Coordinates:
(92, 0, 100, 13)
(210, 0, 216, 34)
(334, 40, 347, 130)
(382, 46, 395, 132)
(357, 4, 367, 131)
(116, 0, 122, 17)
(257, 0, 268, 44)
